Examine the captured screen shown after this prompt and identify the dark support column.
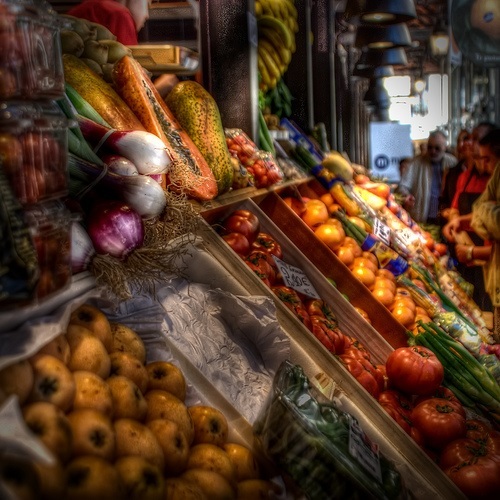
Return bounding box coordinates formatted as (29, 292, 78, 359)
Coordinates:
(199, 0, 258, 140)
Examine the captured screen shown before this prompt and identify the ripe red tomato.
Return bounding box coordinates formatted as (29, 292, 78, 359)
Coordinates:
(271, 285, 312, 330)
(411, 397, 467, 450)
(222, 209, 260, 244)
(414, 386, 465, 418)
(465, 419, 499, 441)
(252, 232, 283, 259)
(222, 232, 250, 256)
(245, 250, 277, 285)
(385, 346, 444, 396)
(309, 315, 348, 355)
(339, 355, 384, 398)
(444, 456, 500, 499)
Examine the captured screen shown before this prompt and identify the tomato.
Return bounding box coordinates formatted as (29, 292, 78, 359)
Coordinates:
(245, 250, 277, 285)
(309, 315, 348, 355)
(411, 398, 467, 450)
(222, 232, 250, 256)
(385, 346, 444, 396)
(245, 260, 271, 287)
(466, 419, 498, 441)
(380, 403, 412, 435)
(339, 355, 383, 398)
(251, 232, 283, 259)
(342, 338, 372, 361)
(378, 389, 413, 416)
(304, 298, 337, 324)
(271, 285, 312, 330)
(445, 456, 500, 499)
(414, 386, 465, 418)
(222, 210, 260, 244)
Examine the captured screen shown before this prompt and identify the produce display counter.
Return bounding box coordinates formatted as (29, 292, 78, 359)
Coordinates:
(197, 198, 465, 499)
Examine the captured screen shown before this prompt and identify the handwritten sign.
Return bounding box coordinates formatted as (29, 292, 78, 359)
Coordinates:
(395, 228, 419, 246)
(272, 256, 320, 299)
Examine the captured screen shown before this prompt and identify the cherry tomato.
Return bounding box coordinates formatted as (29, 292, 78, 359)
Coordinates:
(411, 397, 467, 450)
(385, 346, 444, 396)
(222, 232, 250, 256)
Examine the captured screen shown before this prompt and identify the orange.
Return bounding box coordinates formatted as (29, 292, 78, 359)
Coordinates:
(336, 245, 355, 267)
(395, 287, 411, 297)
(353, 256, 378, 274)
(354, 307, 372, 324)
(373, 277, 396, 294)
(325, 217, 343, 230)
(343, 237, 363, 257)
(391, 296, 416, 312)
(415, 306, 428, 316)
(282, 196, 306, 216)
(372, 287, 395, 307)
(355, 174, 370, 185)
(434, 243, 448, 256)
(319, 192, 334, 206)
(362, 251, 379, 268)
(352, 266, 376, 288)
(392, 305, 415, 327)
(301, 199, 329, 228)
(376, 268, 396, 282)
(314, 223, 345, 250)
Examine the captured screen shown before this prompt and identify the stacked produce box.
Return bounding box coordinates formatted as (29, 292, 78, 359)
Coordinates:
(0, 0, 72, 308)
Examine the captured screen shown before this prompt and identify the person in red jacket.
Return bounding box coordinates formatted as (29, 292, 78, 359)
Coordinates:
(67, 0, 151, 46)
(67, 0, 178, 96)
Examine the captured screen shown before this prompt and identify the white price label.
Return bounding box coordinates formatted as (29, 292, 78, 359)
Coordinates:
(272, 256, 321, 299)
(348, 415, 382, 483)
(373, 219, 391, 246)
(396, 228, 419, 246)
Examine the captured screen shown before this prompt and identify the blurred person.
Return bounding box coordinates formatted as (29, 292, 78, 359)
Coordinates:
(397, 130, 457, 224)
(443, 123, 500, 311)
(67, 0, 178, 97)
(441, 129, 473, 218)
(398, 157, 411, 180)
(470, 128, 500, 339)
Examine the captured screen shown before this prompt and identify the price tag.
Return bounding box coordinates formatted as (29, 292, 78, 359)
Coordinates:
(272, 256, 320, 299)
(373, 219, 391, 246)
(348, 415, 382, 483)
(396, 227, 419, 246)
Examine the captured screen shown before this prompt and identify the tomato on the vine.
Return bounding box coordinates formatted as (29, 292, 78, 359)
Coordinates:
(251, 232, 283, 259)
(222, 232, 250, 256)
(411, 397, 467, 450)
(385, 346, 444, 396)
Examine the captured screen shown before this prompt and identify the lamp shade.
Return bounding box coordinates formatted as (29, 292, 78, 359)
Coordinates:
(363, 78, 391, 105)
(353, 64, 395, 79)
(345, 0, 417, 25)
(357, 47, 408, 68)
(355, 23, 413, 50)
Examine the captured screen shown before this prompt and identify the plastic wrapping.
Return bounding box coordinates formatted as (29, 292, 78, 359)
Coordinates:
(0, 101, 69, 205)
(0, 0, 64, 100)
(225, 128, 283, 188)
(254, 361, 407, 500)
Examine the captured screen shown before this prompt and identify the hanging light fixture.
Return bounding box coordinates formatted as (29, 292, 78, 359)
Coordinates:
(356, 47, 408, 69)
(345, 0, 417, 25)
(363, 77, 391, 106)
(353, 64, 395, 80)
(429, 19, 450, 58)
(355, 23, 413, 50)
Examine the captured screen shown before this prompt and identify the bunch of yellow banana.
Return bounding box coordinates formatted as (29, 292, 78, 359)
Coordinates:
(256, 0, 298, 92)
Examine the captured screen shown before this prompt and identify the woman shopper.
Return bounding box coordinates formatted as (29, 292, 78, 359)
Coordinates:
(470, 128, 500, 340)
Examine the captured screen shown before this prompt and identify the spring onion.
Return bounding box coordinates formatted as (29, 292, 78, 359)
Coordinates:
(77, 115, 171, 175)
(102, 154, 139, 176)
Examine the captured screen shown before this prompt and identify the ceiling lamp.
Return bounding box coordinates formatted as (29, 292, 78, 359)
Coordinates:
(355, 23, 413, 50)
(363, 77, 391, 106)
(429, 20, 450, 57)
(353, 64, 395, 80)
(345, 0, 417, 25)
(357, 47, 408, 68)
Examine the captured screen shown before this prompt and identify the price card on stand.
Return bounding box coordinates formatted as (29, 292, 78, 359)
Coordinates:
(373, 219, 391, 246)
(272, 256, 320, 299)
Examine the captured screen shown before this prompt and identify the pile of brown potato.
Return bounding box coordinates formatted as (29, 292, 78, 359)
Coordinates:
(0, 304, 280, 499)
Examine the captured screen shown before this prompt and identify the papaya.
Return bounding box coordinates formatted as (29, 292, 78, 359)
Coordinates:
(112, 56, 217, 201)
(62, 54, 144, 131)
(165, 81, 234, 195)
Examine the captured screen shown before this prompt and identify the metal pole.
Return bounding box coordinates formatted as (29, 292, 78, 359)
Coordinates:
(306, 0, 314, 131)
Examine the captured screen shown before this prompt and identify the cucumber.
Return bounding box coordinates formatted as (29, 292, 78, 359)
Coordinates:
(166, 81, 234, 195)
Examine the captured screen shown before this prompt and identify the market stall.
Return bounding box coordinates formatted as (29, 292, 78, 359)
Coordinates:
(1, 1, 500, 499)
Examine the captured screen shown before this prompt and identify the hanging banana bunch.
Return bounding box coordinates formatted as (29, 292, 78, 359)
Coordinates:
(256, 0, 298, 92)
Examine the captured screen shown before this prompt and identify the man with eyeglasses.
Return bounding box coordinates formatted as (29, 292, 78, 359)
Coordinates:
(397, 130, 457, 224)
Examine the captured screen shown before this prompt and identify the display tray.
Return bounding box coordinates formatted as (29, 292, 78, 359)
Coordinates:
(198, 199, 465, 499)
(127, 44, 199, 74)
(259, 180, 409, 349)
